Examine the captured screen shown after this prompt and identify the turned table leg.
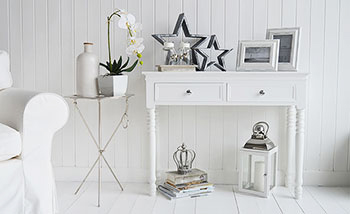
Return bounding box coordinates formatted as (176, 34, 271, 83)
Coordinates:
(155, 107, 161, 181)
(295, 108, 305, 199)
(148, 108, 157, 196)
(286, 106, 296, 188)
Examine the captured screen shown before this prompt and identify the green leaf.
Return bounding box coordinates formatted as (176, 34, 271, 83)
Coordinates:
(105, 61, 114, 73)
(121, 60, 138, 72)
(112, 59, 117, 72)
(99, 62, 110, 72)
(116, 56, 122, 70)
(120, 57, 130, 70)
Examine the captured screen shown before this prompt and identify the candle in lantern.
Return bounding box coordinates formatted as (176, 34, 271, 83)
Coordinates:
(254, 161, 265, 192)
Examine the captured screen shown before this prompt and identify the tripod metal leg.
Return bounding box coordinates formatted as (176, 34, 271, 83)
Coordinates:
(98, 155, 101, 207)
(101, 154, 124, 191)
(71, 97, 130, 207)
(74, 155, 100, 195)
(97, 100, 102, 207)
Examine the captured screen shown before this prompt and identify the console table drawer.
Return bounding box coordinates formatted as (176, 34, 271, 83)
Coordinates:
(155, 83, 224, 102)
(228, 83, 295, 102)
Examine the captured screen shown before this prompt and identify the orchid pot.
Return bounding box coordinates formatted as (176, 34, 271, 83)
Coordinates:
(98, 75, 128, 96)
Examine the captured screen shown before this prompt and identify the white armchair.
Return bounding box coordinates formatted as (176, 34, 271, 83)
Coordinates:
(0, 50, 69, 214)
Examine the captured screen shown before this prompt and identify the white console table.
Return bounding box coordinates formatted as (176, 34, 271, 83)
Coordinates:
(143, 71, 308, 199)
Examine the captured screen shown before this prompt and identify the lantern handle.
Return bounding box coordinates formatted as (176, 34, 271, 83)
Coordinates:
(253, 121, 269, 135)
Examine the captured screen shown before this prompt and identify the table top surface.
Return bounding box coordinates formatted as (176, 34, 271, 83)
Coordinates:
(65, 94, 134, 101)
(142, 71, 309, 76)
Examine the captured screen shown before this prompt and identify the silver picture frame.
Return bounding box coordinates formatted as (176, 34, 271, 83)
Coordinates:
(266, 27, 300, 71)
(236, 40, 280, 71)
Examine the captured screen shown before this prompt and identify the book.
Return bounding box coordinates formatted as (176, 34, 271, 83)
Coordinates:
(158, 185, 213, 200)
(166, 168, 207, 185)
(164, 181, 214, 193)
(158, 187, 211, 200)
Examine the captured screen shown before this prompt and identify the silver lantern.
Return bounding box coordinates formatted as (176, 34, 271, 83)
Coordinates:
(173, 143, 196, 174)
(239, 121, 278, 198)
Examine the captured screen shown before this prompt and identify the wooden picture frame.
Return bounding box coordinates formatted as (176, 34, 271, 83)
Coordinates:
(266, 27, 300, 71)
(236, 40, 280, 71)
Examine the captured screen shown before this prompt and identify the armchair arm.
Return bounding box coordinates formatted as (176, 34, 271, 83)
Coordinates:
(0, 88, 69, 158)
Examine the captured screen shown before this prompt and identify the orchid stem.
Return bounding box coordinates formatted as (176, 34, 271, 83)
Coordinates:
(107, 18, 112, 72)
(107, 10, 121, 72)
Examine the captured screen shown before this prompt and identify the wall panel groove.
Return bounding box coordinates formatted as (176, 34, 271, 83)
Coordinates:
(0, 0, 10, 52)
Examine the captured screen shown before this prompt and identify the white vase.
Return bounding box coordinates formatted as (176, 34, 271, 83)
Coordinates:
(76, 42, 99, 97)
(98, 75, 128, 96)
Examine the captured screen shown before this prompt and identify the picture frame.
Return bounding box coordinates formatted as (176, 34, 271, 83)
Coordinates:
(236, 40, 280, 71)
(266, 27, 300, 71)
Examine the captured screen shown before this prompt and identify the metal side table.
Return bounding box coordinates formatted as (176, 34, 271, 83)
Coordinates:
(65, 94, 133, 207)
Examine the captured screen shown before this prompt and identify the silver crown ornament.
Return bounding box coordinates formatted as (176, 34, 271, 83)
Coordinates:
(173, 143, 196, 174)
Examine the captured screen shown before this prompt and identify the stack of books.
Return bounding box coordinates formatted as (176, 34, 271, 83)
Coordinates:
(158, 168, 214, 200)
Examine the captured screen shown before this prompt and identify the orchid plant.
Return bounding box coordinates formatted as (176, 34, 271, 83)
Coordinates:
(100, 9, 144, 76)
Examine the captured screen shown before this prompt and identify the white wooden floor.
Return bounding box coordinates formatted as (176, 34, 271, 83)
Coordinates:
(56, 182, 350, 214)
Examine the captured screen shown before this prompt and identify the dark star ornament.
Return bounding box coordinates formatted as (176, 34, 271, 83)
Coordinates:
(194, 35, 233, 71)
(152, 13, 209, 66)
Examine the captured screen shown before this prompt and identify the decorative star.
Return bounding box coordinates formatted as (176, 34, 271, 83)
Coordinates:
(194, 35, 233, 71)
(152, 13, 209, 65)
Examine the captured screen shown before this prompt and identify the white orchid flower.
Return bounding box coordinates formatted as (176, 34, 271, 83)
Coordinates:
(119, 9, 127, 14)
(132, 37, 144, 47)
(126, 44, 145, 56)
(126, 38, 145, 55)
(128, 23, 142, 39)
(131, 23, 142, 32)
(118, 12, 136, 29)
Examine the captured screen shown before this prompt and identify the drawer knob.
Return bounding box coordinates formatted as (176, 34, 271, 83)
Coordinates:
(259, 90, 266, 96)
(186, 89, 192, 95)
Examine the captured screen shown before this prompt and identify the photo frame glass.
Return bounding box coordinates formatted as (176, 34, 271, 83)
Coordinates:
(244, 47, 271, 63)
(273, 34, 293, 63)
(266, 28, 300, 70)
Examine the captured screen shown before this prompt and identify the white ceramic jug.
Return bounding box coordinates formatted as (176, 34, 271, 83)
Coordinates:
(76, 42, 99, 97)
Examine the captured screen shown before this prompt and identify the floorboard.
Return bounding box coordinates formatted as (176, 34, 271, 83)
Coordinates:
(130, 184, 157, 214)
(233, 186, 281, 214)
(195, 185, 239, 214)
(65, 182, 122, 214)
(152, 193, 176, 214)
(56, 181, 91, 213)
(233, 186, 261, 213)
(55, 182, 350, 214)
(335, 187, 350, 213)
(254, 192, 282, 214)
(296, 186, 326, 214)
(306, 186, 349, 214)
(173, 197, 196, 214)
(272, 187, 304, 214)
(106, 184, 141, 214)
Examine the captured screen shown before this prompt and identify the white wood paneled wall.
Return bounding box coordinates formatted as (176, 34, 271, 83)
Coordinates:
(1, 0, 349, 185)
